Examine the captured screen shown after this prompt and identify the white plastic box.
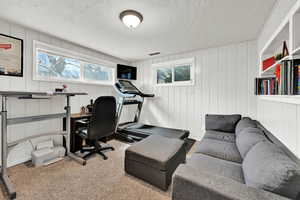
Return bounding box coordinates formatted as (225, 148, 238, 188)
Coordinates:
(31, 146, 65, 167)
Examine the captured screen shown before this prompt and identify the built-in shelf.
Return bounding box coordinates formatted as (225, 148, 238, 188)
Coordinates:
(259, 95, 300, 105)
(257, 1, 300, 104)
(293, 47, 300, 55)
(261, 56, 290, 77)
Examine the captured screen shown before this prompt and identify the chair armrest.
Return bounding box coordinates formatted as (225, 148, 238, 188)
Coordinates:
(205, 114, 241, 132)
(172, 164, 291, 200)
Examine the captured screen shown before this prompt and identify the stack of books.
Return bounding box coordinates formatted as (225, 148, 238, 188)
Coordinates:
(255, 59, 300, 95)
(255, 77, 278, 95)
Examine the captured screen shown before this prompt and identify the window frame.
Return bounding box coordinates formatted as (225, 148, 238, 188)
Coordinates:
(152, 58, 195, 86)
(33, 40, 116, 86)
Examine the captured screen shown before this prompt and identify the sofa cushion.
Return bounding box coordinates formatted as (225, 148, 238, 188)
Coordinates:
(195, 138, 242, 163)
(243, 141, 300, 199)
(236, 127, 267, 158)
(125, 135, 185, 170)
(203, 130, 236, 143)
(187, 154, 244, 183)
(173, 164, 291, 200)
(205, 114, 241, 133)
(235, 117, 257, 136)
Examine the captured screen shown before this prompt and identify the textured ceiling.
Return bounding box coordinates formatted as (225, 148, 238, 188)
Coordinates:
(0, 0, 276, 61)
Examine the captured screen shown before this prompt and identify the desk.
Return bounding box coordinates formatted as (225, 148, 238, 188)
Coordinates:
(0, 91, 87, 199)
(64, 112, 115, 153)
(63, 113, 92, 153)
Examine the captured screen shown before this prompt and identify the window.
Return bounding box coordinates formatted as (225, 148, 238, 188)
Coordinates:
(83, 63, 113, 82)
(33, 41, 115, 85)
(174, 65, 191, 81)
(153, 58, 194, 86)
(37, 51, 81, 80)
(157, 67, 172, 84)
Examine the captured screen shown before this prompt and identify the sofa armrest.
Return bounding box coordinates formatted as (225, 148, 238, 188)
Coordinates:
(172, 164, 291, 200)
(205, 114, 241, 133)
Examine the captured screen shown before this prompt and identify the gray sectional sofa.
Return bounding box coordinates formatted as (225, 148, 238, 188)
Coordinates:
(172, 115, 300, 200)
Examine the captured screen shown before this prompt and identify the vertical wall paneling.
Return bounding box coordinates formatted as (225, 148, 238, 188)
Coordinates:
(257, 99, 300, 157)
(257, 0, 300, 158)
(0, 18, 128, 166)
(133, 41, 258, 140)
(297, 105, 300, 156)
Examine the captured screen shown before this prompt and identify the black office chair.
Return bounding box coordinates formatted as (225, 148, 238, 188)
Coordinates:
(76, 96, 116, 160)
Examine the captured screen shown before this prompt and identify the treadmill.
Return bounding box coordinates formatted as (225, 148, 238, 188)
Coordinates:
(114, 80, 189, 142)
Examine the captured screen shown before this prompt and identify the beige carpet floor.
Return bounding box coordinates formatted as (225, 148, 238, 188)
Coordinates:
(0, 140, 193, 200)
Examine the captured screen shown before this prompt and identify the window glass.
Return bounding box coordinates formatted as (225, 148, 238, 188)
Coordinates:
(35, 42, 115, 85)
(174, 65, 191, 82)
(154, 58, 194, 86)
(37, 51, 80, 80)
(157, 67, 172, 84)
(84, 63, 113, 82)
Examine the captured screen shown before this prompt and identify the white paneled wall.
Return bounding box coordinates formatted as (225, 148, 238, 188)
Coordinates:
(0, 18, 128, 166)
(257, 0, 300, 158)
(133, 41, 258, 140)
(257, 100, 300, 157)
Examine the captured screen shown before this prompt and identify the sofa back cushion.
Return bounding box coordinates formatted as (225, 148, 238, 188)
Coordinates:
(242, 141, 300, 199)
(235, 117, 257, 136)
(205, 114, 241, 133)
(236, 128, 267, 158)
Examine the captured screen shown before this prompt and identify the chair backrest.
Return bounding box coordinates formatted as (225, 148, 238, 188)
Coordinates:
(88, 96, 117, 140)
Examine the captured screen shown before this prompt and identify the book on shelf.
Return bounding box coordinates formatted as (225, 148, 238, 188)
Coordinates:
(256, 59, 300, 95)
(262, 56, 275, 71)
(255, 77, 277, 95)
(295, 60, 300, 95)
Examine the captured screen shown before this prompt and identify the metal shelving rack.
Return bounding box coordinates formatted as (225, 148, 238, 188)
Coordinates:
(0, 91, 87, 199)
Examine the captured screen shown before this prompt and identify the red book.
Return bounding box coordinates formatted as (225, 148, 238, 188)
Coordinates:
(262, 57, 275, 71)
(0, 44, 12, 50)
(275, 64, 281, 80)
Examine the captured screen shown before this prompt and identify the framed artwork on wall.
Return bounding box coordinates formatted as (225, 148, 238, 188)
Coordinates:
(0, 33, 23, 77)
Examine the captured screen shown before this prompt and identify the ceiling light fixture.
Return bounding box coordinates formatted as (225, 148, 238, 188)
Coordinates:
(119, 10, 143, 29)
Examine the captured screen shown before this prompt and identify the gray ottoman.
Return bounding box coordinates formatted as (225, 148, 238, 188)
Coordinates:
(125, 135, 186, 190)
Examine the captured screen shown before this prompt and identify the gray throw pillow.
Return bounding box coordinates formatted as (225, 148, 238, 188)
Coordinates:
(235, 117, 257, 136)
(205, 114, 241, 133)
(236, 127, 267, 158)
(242, 141, 300, 199)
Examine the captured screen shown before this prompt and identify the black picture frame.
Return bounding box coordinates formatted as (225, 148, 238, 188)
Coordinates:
(0, 33, 23, 77)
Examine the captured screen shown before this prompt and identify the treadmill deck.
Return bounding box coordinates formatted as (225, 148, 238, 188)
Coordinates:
(118, 123, 190, 140)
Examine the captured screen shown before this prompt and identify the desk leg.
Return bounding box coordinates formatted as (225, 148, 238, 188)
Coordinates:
(1, 96, 16, 199)
(65, 96, 86, 166)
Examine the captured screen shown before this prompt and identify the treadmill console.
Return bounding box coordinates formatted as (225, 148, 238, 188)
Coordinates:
(115, 80, 154, 98)
(118, 80, 139, 93)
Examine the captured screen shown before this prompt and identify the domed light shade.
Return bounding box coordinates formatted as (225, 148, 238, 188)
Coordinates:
(120, 10, 143, 29)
